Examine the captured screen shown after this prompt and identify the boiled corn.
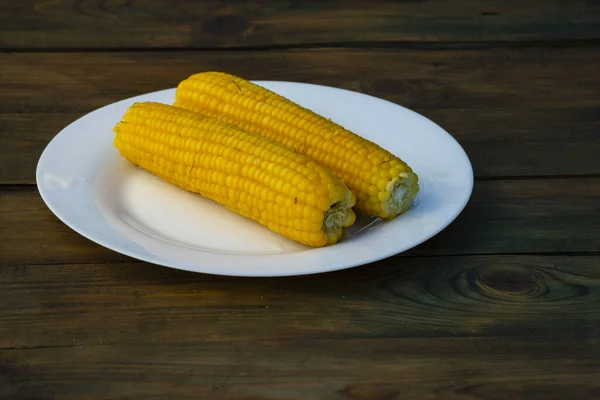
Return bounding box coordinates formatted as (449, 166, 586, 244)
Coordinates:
(113, 102, 356, 247)
(174, 71, 419, 219)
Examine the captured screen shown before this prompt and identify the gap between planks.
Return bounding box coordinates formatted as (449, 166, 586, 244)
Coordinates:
(3, 38, 600, 53)
(2, 252, 599, 269)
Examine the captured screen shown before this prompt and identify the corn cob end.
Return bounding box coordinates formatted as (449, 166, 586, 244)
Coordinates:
(380, 171, 419, 219)
(323, 191, 356, 245)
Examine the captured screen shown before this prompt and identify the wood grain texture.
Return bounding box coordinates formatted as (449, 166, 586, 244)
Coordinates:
(0, 188, 129, 266)
(2, 48, 599, 184)
(2, 256, 599, 347)
(1, 178, 599, 266)
(1, 0, 599, 49)
(2, 339, 600, 400)
(2, 256, 600, 399)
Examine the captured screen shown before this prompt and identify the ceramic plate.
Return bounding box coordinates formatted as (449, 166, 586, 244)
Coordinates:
(36, 81, 473, 277)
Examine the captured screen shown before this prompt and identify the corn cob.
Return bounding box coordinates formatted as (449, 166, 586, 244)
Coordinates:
(174, 71, 419, 219)
(112, 102, 356, 247)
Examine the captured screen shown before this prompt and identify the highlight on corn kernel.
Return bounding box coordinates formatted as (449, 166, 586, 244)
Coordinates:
(112, 101, 356, 247)
(174, 71, 419, 220)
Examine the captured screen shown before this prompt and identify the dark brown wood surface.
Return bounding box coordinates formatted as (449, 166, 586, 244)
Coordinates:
(1, 1, 599, 399)
(2, 257, 600, 399)
(2, 0, 600, 49)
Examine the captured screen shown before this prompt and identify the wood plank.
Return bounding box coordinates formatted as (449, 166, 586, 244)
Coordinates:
(1, 48, 599, 184)
(1, 179, 599, 266)
(1, 256, 599, 348)
(4, 49, 599, 113)
(2, 256, 600, 398)
(0, 113, 69, 184)
(0, 188, 129, 266)
(1, 0, 599, 49)
(2, 337, 600, 400)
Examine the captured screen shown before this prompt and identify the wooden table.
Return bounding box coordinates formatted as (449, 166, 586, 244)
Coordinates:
(2, 1, 600, 399)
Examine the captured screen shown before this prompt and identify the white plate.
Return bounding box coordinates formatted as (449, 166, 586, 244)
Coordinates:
(36, 81, 473, 277)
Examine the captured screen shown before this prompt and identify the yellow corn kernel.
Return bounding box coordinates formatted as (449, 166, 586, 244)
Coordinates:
(174, 71, 419, 219)
(113, 102, 356, 247)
